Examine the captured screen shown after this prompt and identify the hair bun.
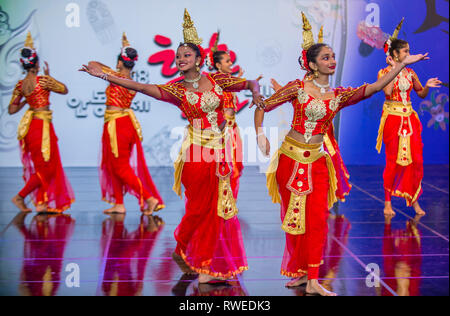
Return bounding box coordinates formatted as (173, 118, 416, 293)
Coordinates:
(21, 47, 33, 58)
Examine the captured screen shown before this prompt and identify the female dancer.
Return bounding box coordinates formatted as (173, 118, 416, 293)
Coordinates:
(377, 19, 441, 216)
(9, 32, 74, 213)
(205, 33, 248, 199)
(254, 13, 429, 296)
(80, 9, 263, 284)
(271, 78, 351, 202)
(95, 33, 164, 215)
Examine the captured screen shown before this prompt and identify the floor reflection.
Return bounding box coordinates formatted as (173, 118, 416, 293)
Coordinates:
(382, 214, 424, 296)
(320, 213, 351, 293)
(12, 212, 75, 296)
(101, 214, 164, 296)
(171, 273, 247, 296)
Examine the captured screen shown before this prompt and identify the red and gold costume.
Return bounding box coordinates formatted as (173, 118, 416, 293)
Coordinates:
(264, 79, 368, 279)
(323, 124, 352, 201)
(11, 76, 75, 212)
(223, 91, 244, 199)
(156, 71, 249, 278)
(100, 67, 164, 211)
(376, 67, 424, 206)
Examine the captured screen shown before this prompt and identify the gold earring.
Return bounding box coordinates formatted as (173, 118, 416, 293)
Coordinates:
(313, 69, 319, 78)
(180, 70, 184, 76)
(196, 63, 200, 73)
(395, 57, 399, 62)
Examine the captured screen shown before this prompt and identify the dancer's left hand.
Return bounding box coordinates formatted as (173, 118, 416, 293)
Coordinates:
(250, 92, 265, 110)
(426, 77, 442, 88)
(43, 61, 50, 76)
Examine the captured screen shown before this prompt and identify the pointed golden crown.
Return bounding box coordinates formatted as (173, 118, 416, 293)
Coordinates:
(391, 18, 404, 41)
(183, 9, 202, 45)
(24, 31, 35, 49)
(122, 32, 130, 47)
(301, 12, 323, 51)
(212, 30, 220, 54)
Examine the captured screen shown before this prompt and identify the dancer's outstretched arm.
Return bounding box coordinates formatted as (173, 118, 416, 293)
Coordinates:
(365, 53, 430, 97)
(80, 61, 162, 100)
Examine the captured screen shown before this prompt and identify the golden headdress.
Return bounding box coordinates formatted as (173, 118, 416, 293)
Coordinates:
(300, 12, 324, 72)
(120, 32, 138, 62)
(182, 9, 202, 45)
(391, 18, 404, 41)
(206, 30, 220, 70)
(211, 30, 220, 54)
(301, 12, 323, 51)
(385, 18, 404, 56)
(24, 31, 35, 49)
(122, 32, 131, 48)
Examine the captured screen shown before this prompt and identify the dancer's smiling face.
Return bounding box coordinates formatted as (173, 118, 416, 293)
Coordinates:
(215, 52, 233, 73)
(308, 45, 337, 76)
(176, 45, 201, 72)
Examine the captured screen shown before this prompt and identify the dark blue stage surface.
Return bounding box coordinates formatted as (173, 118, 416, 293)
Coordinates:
(0, 165, 448, 296)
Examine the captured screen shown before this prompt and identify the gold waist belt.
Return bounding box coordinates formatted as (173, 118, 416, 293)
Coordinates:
(279, 136, 325, 164)
(266, 136, 338, 213)
(383, 101, 414, 116)
(173, 125, 237, 220)
(188, 125, 225, 150)
(376, 101, 418, 155)
(104, 109, 143, 158)
(18, 110, 53, 162)
(173, 125, 226, 197)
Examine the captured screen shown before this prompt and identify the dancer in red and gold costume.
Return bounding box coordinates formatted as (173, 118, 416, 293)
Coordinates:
(377, 19, 441, 216)
(254, 13, 429, 296)
(271, 77, 352, 202)
(81, 9, 263, 284)
(9, 32, 74, 213)
(97, 33, 164, 215)
(205, 32, 257, 199)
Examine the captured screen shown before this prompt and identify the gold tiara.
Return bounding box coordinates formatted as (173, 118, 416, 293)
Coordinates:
(24, 31, 35, 49)
(183, 9, 202, 45)
(301, 12, 323, 51)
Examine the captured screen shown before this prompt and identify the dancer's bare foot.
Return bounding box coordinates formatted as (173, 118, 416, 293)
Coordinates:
(103, 204, 126, 214)
(142, 197, 159, 216)
(286, 275, 308, 288)
(412, 202, 426, 216)
(36, 203, 48, 213)
(306, 279, 338, 296)
(11, 195, 31, 213)
(198, 273, 227, 284)
(172, 252, 198, 275)
(384, 202, 396, 216)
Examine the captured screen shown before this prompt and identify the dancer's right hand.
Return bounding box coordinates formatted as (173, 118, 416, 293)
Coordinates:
(270, 79, 282, 92)
(79, 61, 104, 78)
(257, 133, 270, 157)
(402, 53, 429, 66)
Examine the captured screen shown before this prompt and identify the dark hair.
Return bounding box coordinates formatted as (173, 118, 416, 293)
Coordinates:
(178, 42, 202, 58)
(212, 51, 228, 70)
(118, 47, 138, 69)
(20, 47, 39, 70)
(298, 43, 329, 71)
(389, 39, 409, 58)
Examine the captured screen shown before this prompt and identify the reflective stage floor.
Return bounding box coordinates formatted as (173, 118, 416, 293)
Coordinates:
(0, 165, 448, 296)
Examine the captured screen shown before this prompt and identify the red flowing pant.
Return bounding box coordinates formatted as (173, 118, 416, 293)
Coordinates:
(100, 116, 163, 209)
(174, 143, 248, 278)
(383, 114, 423, 206)
(18, 118, 74, 212)
(277, 154, 330, 280)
